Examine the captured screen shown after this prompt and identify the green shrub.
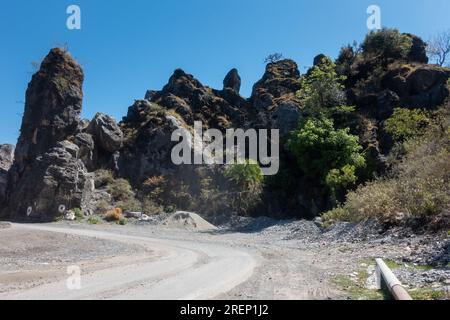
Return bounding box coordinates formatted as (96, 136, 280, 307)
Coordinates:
(107, 178, 136, 202)
(87, 216, 100, 225)
(362, 28, 413, 61)
(297, 56, 347, 114)
(224, 160, 264, 190)
(384, 108, 431, 142)
(224, 160, 264, 216)
(72, 208, 84, 221)
(288, 117, 366, 202)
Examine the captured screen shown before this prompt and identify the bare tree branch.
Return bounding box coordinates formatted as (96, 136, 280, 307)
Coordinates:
(427, 30, 450, 66)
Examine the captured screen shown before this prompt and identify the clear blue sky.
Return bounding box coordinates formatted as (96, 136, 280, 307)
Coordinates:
(1, 0, 450, 145)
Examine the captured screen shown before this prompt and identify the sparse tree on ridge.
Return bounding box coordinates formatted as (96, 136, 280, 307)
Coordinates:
(264, 53, 284, 64)
(427, 30, 450, 66)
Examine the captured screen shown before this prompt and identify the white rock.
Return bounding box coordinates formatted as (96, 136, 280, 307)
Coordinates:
(64, 210, 76, 221)
(139, 214, 151, 222)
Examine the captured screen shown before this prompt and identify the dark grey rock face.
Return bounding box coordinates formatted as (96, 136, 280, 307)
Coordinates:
(74, 132, 96, 171)
(12, 48, 83, 173)
(251, 59, 302, 140)
(5, 48, 85, 221)
(88, 113, 123, 153)
(223, 68, 241, 93)
(8, 141, 86, 221)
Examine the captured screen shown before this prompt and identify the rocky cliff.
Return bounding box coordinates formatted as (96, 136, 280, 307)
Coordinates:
(1, 31, 449, 221)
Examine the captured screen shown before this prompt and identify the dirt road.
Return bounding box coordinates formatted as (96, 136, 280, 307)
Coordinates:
(0, 223, 256, 300)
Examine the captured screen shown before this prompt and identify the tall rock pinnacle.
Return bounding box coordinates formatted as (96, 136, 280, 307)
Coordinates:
(5, 48, 86, 221)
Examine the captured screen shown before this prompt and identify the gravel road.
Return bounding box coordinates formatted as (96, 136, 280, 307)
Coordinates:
(0, 219, 448, 300)
(0, 223, 256, 300)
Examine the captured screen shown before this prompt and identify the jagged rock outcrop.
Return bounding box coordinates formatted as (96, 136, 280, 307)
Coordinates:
(119, 100, 206, 185)
(407, 34, 429, 64)
(4, 32, 449, 221)
(351, 64, 450, 121)
(223, 68, 241, 93)
(382, 64, 450, 109)
(251, 59, 302, 138)
(12, 48, 83, 172)
(0, 144, 14, 205)
(5, 48, 86, 221)
(88, 113, 124, 153)
(147, 69, 246, 130)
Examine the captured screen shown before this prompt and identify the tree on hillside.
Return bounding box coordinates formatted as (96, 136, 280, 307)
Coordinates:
(264, 53, 284, 64)
(288, 117, 366, 204)
(427, 30, 450, 67)
(297, 56, 347, 115)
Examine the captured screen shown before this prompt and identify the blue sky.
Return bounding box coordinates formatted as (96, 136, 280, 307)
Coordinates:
(1, 0, 450, 145)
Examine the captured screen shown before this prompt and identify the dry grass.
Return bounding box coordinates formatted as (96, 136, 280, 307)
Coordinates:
(323, 110, 450, 229)
(104, 208, 123, 222)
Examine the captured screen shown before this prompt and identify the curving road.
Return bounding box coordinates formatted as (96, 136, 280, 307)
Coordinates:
(1, 224, 257, 300)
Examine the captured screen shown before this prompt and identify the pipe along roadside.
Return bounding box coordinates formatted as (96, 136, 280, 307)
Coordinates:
(375, 258, 413, 300)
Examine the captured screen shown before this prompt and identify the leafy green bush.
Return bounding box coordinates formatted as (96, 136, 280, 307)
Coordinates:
(224, 160, 264, 190)
(362, 28, 413, 61)
(224, 160, 264, 216)
(297, 56, 347, 114)
(87, 216, 100, 225)
(384, 108, 431, 142)
(288, 117, 366, 202)
(72, 208, 84, 221)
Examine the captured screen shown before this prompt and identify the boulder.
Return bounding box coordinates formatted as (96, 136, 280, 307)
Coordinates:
(64, 210, 76, 221)
(88, 113, 123, 153)
(223, 68, 241, 93)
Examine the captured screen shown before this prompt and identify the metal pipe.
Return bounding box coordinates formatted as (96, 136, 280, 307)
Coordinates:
(376, 258, 413, 300)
